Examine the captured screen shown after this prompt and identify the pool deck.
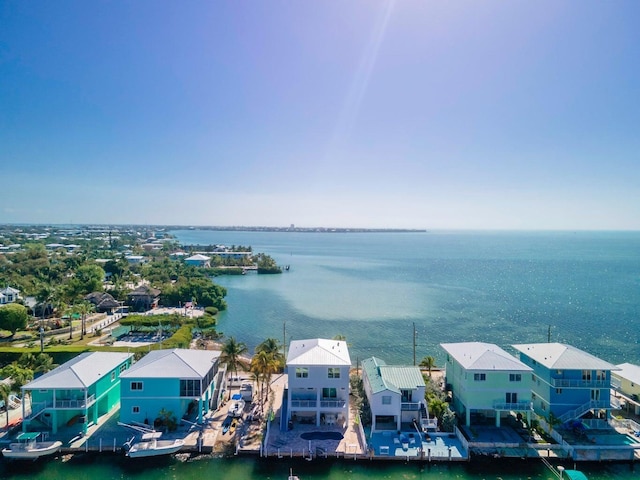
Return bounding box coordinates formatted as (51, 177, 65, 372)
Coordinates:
(368, 431, 467, 461)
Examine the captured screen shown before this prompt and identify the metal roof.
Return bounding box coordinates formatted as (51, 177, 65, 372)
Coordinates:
(363, 357, 424, 395)
(614, 363, 640, 385)
(441, 342, 532, 372)
(120, 349, 221, 379)
(286, 339, 351, 366)
(512, 343, 618, 371)
(23, 352, 133, 390)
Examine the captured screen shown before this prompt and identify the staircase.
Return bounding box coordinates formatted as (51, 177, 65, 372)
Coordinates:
(558, 400, 607, 424)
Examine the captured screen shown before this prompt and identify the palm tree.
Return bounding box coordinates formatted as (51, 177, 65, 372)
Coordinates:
(220, 337, 248, 380)
(255, 338, 285, 368)
(250, 350, 279, 408)
(419, 355, 437, 377)
(0, 382, 11, 429)
(33, 353, 57, 374)
(75, 301, 95, 340)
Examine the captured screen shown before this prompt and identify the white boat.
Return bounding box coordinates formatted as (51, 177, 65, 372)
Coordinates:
(1, 432, 62, 460)
(124, 431, 185, 458)
(288, 468, 300, 480)
(230, 394, 245, 418)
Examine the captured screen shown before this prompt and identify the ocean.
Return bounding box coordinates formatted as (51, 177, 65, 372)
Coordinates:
(4, 230, 638, 479)
(175, 230, 640, 367)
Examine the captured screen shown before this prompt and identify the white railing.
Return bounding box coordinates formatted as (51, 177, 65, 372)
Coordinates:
(558, 400, 607, 423)
(320, 399, 346, 408)
(401, 402, 421, 411)
(551, 378, 608, 388)
(290, 399, 317, 408)
(493, 401, 531, 411)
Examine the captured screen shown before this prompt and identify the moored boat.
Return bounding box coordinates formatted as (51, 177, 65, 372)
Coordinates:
(124, 431, 185, 458)
(1, 432, 62, 460)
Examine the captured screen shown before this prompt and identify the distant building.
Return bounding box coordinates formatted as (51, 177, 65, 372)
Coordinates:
(127, 285, 160, 312)
(21, 352, 133, 434)
(119, 349, 224, 426)
(512, 343, 618, 427)
(362, 356, 435, 434)
(286, 338, 351, 428)
(441, 342, 533, 427)
(185, 253, 211, 267)
(0, 286, 20, 305)
(85, 292, 121, 314)
(124, 255, 146, 265)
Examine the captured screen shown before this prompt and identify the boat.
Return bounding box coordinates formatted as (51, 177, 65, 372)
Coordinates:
(230, 394, 245, 418)
(222, 415, 233, 434)
(1, 432, 63, 460)
(288, 468, 300, 480)
(558, 466, 588, 480)
(124, 431, 185, 458)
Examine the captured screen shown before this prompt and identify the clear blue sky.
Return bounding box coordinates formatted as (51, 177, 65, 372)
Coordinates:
(1, 1, 639, 229)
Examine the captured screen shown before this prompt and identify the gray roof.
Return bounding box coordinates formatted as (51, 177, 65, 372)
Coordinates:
(614, 363, 640, 385)
(441, 342, 532, 372)
(287, 339, 351, 366)
(512, 343, 618, 371)
(363, 357, 424, 395)
(23, 352, 132, 390)
(120, 349, 221, 379)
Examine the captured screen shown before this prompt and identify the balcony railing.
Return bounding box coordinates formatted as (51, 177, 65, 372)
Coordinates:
(401, 402, 422, 411)
(320, 399, 346, 408)
(52, 395, 96, 409)
(493, 401, 532, 411)
(290, 399, 317, 408)
(550, 378, 608, 388)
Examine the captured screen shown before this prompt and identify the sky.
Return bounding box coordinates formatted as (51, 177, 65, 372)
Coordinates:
(1, 0, 639, 230)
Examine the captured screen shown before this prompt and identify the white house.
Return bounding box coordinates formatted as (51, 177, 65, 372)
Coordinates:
(441, 342, 533, 427)
(286, 338, 351, 427)
(611, 363, 640, 415)
(362, 356, 434, 434)
(184, 254, 211, 267)
(0, 286, 20, 305)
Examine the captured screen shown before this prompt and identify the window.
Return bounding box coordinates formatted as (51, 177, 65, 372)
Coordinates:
(180, 379, 201, 397)
(509, 374, 522, 382)
(295, 368, 308, 378)
(382, 396, 392, 405)
(506, 392, 518, 404)
(556, 388, 562, 394)
(322, 388, 337, 399)
(111, 371, 116, 381)
(119, 364, 127, 374)
(132, 406, 140, 414)
(474, 373, 486, 381)
(328, 368, 340, 379)
(582, 370, 592, 381)
(131, 381, 143, 391)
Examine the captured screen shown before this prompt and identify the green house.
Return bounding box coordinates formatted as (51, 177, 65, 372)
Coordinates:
(21, 352, 133, 434)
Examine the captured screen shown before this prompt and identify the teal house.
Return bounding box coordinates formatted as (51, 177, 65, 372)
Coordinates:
(441, 342, 533, 427)
(512, 343, 618, 427)
(21, 352, 133, 434)
(119, 349, 223, 427)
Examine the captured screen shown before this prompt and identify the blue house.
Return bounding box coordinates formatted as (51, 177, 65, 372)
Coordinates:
(512, 343, 618, 426)
(21, 352, 133, 434)
(119, 349, 223, 427)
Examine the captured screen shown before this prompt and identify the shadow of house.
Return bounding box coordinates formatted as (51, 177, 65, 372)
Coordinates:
(127, 285, 161, 312)
(85, 292, 121, 314)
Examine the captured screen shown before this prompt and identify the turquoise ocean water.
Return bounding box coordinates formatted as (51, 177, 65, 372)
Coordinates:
(4, 230, 639, 479)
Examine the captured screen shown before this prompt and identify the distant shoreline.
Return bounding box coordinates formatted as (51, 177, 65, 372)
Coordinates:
(178, 226, 428, 233)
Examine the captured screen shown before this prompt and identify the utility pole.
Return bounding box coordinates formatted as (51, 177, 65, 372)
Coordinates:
(413, 322, 417, 366)
(547, 325, 551, 343)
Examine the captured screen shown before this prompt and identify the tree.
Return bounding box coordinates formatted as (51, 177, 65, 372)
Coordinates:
(419, 355, 437, 377)
(220, 337, 248, 380)
(255, 338, 285, 368)
(250, 349, 280, 407)
(0, 382, 11, 428)
(0, 303, 28, 334)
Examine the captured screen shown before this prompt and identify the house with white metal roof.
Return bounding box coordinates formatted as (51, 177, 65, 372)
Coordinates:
(362, 357, 435, 434)
(286, 338, 351, 428)
(119, 349, 223, 427)
(441, 342, 533, 427)
(21, 352, 133, 434)
(512, 343, 618, 426)
(612, 363, 640, 415)
(185, 253, 211, 267)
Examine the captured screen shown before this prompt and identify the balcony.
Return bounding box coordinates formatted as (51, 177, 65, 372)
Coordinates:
(401, 402, 422, 411)
(290, 399, 317, 408)
(550, 378, 609, 388)
(493, 401, 532, 411)
(320, 399, 346, 409)
(53, 395, 96, 409)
